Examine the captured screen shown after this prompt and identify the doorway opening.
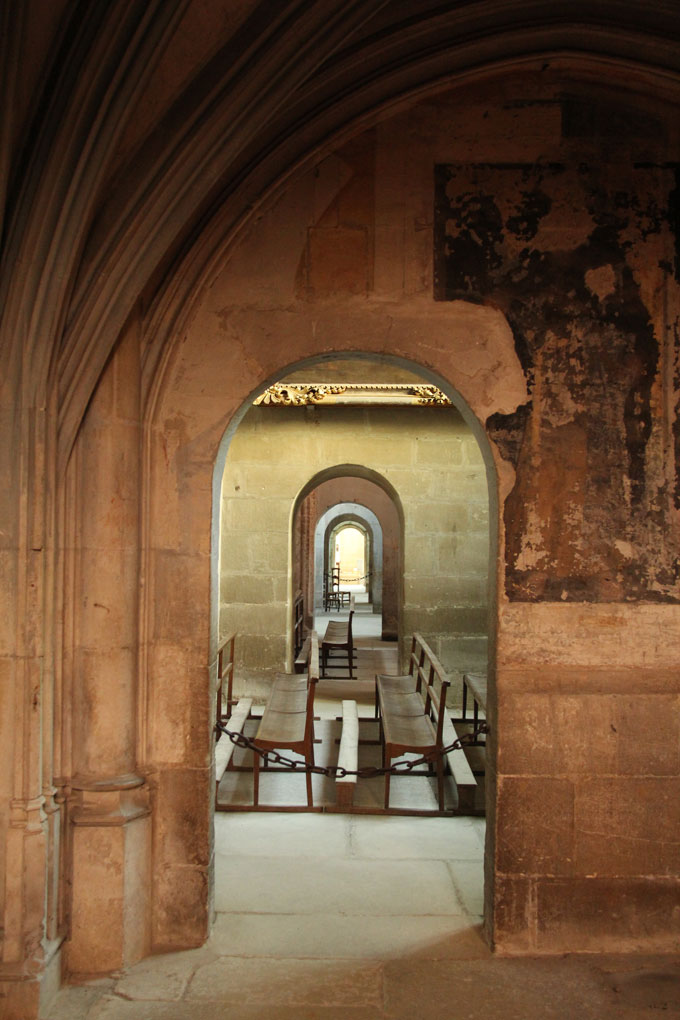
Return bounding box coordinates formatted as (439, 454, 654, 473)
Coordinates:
(333, 523, 368, 593)
(211, 350, 493, 957)
(211, 350, 494, 960)
(214, 352, 491, 807)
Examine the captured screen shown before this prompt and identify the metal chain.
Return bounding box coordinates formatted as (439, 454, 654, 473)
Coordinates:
(215, 718, 489, 779)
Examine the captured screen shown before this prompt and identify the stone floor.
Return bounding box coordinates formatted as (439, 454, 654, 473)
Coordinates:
(43, 811, 680, 1019)
(42, 611, 680, 1017)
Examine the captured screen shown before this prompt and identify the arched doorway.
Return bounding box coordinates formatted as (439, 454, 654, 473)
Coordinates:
(303, 488, 394, 639)
(6, 8, 679, 1009)
(332, 522, 367, 591)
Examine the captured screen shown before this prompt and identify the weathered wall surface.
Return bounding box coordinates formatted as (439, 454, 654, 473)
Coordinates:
(435, 159, 680, 603)
(219, 403, 489, 694)
(145, 73, 680, 957)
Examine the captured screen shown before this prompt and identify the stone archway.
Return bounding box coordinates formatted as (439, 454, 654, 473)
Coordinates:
(302, 480, 397, 638)
(144, 331, 511, 955)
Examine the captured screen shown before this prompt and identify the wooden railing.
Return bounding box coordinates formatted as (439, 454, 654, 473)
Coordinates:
(216, 632, 236, 725)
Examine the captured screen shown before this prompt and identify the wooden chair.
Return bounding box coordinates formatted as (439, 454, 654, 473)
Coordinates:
(321, 596, 355, 678)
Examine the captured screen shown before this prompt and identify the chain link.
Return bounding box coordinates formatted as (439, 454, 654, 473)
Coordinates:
(215, 718, 489, 779)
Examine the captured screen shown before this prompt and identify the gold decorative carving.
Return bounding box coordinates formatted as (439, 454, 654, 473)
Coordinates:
(254, 383, 451, 406)
(411, 384, 451, 406)
(254, 384, 347, 405)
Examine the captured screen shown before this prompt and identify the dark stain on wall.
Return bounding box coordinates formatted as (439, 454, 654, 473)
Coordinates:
(486, 403, 531, 468)
(434, 161, 679, 602)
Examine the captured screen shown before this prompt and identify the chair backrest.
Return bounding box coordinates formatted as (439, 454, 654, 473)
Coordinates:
(408, 633, 450, 740)
(409, 633, 428, 691)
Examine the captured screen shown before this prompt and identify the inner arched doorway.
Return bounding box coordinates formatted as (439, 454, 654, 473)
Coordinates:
(210, 352, 496, 970)
(296, 480, 397, 642)
(216, 352, 493, 737)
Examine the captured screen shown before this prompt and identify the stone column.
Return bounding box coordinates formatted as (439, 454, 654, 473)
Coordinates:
(0, 391, 50, 1019)
(65, 321, 151, 975)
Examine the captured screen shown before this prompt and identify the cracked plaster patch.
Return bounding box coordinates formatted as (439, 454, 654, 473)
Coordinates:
(585, 264, 617, 302)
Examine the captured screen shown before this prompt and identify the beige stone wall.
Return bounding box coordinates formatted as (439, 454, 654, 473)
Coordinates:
(219, 403, 489, 695)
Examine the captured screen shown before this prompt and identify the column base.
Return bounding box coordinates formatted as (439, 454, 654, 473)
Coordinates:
(64, 778, 151, 976)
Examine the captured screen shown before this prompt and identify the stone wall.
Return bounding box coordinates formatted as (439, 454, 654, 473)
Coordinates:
(219, 402, 489, 695)
(4, 9, 680, 1007)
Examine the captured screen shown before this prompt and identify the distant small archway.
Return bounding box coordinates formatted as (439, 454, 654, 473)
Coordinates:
(315, 504, 382, 611)
(331, 522, 369, 591)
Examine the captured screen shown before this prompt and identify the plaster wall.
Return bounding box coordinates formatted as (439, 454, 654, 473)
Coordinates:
(219, 403, 488, 695)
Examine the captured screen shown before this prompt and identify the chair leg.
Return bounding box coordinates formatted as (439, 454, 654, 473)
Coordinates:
(304, 737, 314, 807)
(384, 746, 391, 809)
(306, 765, 314, 807)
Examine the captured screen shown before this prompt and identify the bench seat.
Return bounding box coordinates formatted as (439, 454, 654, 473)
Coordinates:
(255, 701, 308, 745)
(379, 685, 430, 718)
(252, 632, 319, 807)
(378, 693, 437, 752)
(373, 633, 435, 715)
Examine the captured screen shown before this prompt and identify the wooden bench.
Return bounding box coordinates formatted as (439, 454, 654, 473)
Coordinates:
(252, 632, 320, 807)
(321, 595, 355, 678)
(373, 632, 430, 716)
(375, 633, 476, 810)
(214, 633, 253, 793)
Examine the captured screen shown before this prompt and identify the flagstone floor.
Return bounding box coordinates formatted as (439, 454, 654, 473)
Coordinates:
(41, 608, 679, 1018)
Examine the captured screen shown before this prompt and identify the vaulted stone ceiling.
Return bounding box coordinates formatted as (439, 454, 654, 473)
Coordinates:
(2, 1, 680, 462)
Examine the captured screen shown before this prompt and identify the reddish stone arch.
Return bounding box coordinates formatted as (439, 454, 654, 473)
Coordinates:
(292, 467, 403, 647)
